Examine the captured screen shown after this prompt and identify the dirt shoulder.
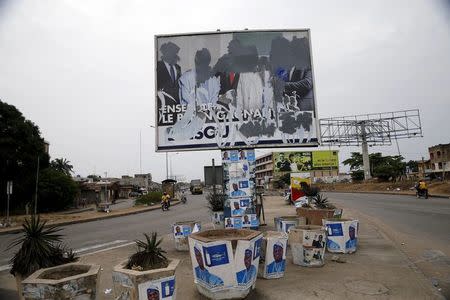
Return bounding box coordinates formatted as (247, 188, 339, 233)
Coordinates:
(317, 180, 450, 198)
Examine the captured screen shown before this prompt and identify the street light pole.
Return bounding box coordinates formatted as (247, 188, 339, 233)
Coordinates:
(149, 124, 169, 180)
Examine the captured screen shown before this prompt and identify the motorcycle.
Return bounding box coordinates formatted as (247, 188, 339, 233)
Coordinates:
(416, 188, 428, 199)
(161, 201, 169, 211)
(181, 194, 187, 204)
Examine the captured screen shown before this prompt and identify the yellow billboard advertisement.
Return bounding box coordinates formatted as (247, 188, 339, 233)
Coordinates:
(273, 150, 338, 176)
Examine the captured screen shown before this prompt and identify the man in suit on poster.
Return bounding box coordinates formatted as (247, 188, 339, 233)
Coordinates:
(157, 42, 182, 106)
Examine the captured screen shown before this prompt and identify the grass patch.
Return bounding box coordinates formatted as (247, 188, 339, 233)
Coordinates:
(135, 192, 162, 206)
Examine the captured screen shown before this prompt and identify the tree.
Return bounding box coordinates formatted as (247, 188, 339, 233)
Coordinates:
(87, 174, 101, 182)
(406, 160, 418, 173)
(0, 101, 50, 212)
(50, 158, 73, 176)
(38, 168, 79, 212)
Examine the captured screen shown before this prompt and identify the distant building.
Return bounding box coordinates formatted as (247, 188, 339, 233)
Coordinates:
(428, 143, 450, 179)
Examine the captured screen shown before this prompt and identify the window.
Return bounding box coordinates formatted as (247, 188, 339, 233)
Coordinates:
(430, 153, 434, 159)
(438, 162, 443, 169)
(437, 151, 441, 158)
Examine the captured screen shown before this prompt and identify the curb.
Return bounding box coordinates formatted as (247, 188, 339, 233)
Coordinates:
(322, 190, 450, 199)
(0, 201, 181, 236)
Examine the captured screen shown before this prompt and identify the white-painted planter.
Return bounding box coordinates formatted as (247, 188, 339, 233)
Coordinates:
(274, 216, 305, 233)
(288, 225, 327, 267)
(188, 229, 263, 299)
(258, 231, 288, 279)
(112, 259, 179, 300)
(323, 218, 359, 253)
(22, 263, 100, 300)
(211, 211, 225, 229)
(172, 220, 201, 251)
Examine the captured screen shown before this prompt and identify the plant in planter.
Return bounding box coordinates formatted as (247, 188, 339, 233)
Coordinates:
(206, 192, 226, 228)
(112, 232, 179, 300)
(9, 216, 99, 300)
(296, 190, 341, 225)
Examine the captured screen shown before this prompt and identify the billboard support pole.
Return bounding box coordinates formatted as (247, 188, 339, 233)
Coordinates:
(212, 158, 216, 197)
(360, 123, 372, 180)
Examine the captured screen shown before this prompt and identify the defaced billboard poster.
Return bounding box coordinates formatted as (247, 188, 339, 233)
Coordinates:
(155, 29, 319, 151)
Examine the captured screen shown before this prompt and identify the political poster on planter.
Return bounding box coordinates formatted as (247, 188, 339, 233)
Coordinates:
(301, 229, 326, 266)
(173, 224, 192, 238)
(188, 239, 235, 292)
(324, 219, 359, 253)
(241, 214, 258, 228)
(138, 275, 176, 300)
(290, 172, 311, 202)
(234, 235, 262, 289)
(263, 235, 288, 279)
(224, 217, 243, 229)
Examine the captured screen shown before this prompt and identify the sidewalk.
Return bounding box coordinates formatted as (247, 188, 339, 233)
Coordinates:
(0, 196, 443, 299)
(0, 199, 180, 235)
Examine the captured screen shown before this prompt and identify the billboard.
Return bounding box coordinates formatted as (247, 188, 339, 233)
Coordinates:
(273, 150, 338, 176)
(155, 30, 318, 151)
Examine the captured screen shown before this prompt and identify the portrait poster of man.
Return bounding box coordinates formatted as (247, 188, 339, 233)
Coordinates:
(265, 239, 287, 278)
(155, 30, 319, 152)
(273, 150, 339, 177)
(234, 236, 261, 288)
(137, 275, 176, 300)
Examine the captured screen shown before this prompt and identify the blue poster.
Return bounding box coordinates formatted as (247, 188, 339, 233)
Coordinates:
(327, 223, 343, 236)
(239, 180, 249, 189)
(161, 278, 175, 298)
(233, 217, 242, 229)
(230, 150, 239, 161)
(203, 244, 229, 267)
(240, 198, 250, 207)
(246, 150, 255, 161)
(253, 238, 262, 259)
(182, 226, 191, 236)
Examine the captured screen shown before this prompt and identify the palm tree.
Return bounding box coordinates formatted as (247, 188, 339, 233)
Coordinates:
(50, 158, 73, 176)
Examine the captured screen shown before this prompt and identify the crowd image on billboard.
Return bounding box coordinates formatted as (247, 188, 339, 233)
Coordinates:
(155, 30, 318, 151)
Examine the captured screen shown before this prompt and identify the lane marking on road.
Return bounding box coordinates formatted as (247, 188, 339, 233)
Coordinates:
(74, 240, 128, 254)
(79, 241, 136, 257)
(0, 264, 11, 272)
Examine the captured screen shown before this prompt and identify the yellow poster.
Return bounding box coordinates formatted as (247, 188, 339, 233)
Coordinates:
(290, 173, 311, 201)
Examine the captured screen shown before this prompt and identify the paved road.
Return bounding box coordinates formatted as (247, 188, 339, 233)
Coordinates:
(0, 194, 211, 268)
(328, 192, 450, 297)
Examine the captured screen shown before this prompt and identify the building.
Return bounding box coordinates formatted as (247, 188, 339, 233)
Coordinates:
(428, 143, 450, 179)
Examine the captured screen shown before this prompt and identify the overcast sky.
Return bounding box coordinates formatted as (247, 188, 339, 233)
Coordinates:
(1, 0, 449, 182)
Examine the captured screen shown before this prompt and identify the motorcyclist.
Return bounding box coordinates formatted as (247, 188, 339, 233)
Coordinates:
(181, 190, 187, 203)
(415, 179, 428, 198)
(161, 192, 170, 210)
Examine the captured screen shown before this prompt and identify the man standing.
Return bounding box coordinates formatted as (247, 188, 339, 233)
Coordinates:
(266, 242, 285, 274)
(194, 246, 224, 288)
(157, 42, 182, 106)
(231, 183, 246, 197)
(276, 153, 291, 172)
(232, 201, 244, 216)
(236, 249, 257, 285)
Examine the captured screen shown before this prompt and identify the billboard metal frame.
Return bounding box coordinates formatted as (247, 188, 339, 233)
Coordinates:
(154, 29, 321, 152)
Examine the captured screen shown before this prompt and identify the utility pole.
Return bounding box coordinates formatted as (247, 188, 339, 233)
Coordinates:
(212, 158, 216, 197)
(139, 130, 142, 174)
(360, 122, 372, 180)
(34, 156, 40, 215)
(166, 152, 169, 179)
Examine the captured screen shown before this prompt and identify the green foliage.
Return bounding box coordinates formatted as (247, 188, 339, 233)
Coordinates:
(50, 158, 73, 176)
(38, 168, 79, 212)
(312, 193, 335, 209)
(343, 152, 406, 181)
(135, 192, 163, 206)
(126, 232, 168, 271)
(0, 101, 50, 212)
(406, 160, 419, 173)
(279, 173, 291, 186)
(206, 192, 226, 212)
(8, 215, 78, 277)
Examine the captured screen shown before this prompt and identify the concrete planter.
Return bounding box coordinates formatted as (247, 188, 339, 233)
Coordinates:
(21, 263, 100, 300)
(258, 231, 288, 279)
(288, 225, 327, 267)
(112, 259, 179, 300)
(188, 229, 263, 300)
(296, 208, 336, 225)
(211, 211, 225, 229)
(173, 220, 201, 251)
(274, 216, 305, 233)
(323, 218, 359, 253)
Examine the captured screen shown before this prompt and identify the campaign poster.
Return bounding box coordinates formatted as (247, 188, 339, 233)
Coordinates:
(224, 217, 242, 229)
(280, 220, 297, 233)
(188, 239, 235, 292)
(241, 214, 258, 228)
(138, 275, 176, 300)
(324, 220, 359, 253)
(273, 150, 339, 176)
(290, 172, 311, 201)
(263, 235, 288, 279)
(298, 229, 326, 266)
(234, 235, 262, 289)
(155, 30, 319, 152)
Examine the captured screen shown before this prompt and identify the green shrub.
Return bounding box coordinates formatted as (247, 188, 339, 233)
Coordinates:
(135, 192, 162, 206)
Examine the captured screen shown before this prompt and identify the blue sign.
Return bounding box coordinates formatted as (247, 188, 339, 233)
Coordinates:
(203, 244, 229, 267)
(230, 150, 239, 161)
(240, 198, 250, 207)
(239, 180, 249, 189)
(233, 217, 243, 229)
(246, 150, 255, 161)
(327, 223, 343, 236)
(182, 226, 191, 236)
(161, 278, 175, 298)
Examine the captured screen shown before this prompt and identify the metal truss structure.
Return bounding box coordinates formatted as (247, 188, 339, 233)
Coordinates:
(319, 109, 423, 179)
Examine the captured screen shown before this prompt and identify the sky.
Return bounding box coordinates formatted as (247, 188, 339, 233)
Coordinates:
(1, 0, 449, 182)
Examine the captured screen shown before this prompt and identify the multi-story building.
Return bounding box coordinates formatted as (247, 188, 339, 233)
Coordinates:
(428, 143, 450, 179)
(255, 152, 274, 186)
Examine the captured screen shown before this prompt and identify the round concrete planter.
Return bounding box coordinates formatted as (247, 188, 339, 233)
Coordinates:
(296, 207, 336, 225)
(211, 211, 225, 229)
(274, 215, 305, 233)
(188, 229, 263, 300)
(258, 231, 288, 279)
(323, 218, 359, 253)
(21, 263, 100, 299)
(173, 220, 201, 251)
(112, 259, 179, 300)
(288, 225, 327, 267)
